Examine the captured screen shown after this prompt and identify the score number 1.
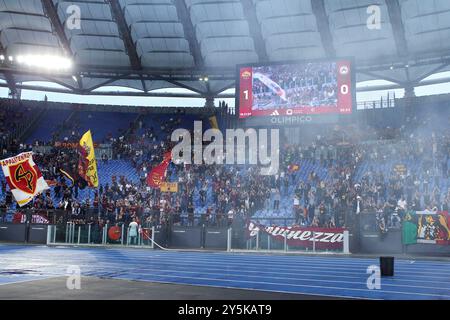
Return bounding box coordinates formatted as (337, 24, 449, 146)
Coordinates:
(243, 90, 249, 100)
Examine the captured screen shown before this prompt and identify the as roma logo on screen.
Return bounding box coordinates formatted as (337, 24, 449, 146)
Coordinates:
(241, 70, 251, 80)
(339, 65, 349, 75)
(9, 161, 37, 194)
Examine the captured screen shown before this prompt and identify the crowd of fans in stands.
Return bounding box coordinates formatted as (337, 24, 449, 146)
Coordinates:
(1, 105, 450, 237)
(0, 100, 35, 155)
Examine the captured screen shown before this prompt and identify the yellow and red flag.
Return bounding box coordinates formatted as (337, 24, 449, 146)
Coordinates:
(78, 130, 98, 188)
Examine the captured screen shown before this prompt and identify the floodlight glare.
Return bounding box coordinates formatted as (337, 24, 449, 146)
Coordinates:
(16, 54, 72, 71)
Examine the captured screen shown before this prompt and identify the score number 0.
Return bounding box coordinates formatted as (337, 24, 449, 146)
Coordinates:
(339, 84, 350, 112)
(340, 84, 349, 95)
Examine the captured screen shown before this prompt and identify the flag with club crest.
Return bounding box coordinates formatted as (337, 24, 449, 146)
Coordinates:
(0, 151, 49, 206)
(147, 151, 172, 188)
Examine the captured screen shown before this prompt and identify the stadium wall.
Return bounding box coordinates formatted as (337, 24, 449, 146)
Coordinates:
(2, 223, 449, 256)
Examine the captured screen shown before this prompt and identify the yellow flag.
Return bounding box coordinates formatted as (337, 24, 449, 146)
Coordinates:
(208, 116, 219, 130)
(78, 130, 98, 188)
(160, 182, 178, 193)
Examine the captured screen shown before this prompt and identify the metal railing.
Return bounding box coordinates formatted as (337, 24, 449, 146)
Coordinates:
(357, 97, 396, 110)
(48, 221, 155, 249)
(229, 227, 350, 254)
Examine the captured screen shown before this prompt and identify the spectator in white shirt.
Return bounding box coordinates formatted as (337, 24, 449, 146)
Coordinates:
(128, 218, 139, 245)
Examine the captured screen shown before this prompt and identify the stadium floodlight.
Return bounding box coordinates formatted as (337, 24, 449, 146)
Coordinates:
(8, 56, 13, 62)
(0, 55, 4, 61)
(203, 76, 209, 82)
(16, 54, 72, 71)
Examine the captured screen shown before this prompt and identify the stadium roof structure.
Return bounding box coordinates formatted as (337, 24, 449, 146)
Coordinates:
(1, 0, 450, 99)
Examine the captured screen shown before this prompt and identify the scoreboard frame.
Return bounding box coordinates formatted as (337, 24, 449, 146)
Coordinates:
(234, 57, 356, 127)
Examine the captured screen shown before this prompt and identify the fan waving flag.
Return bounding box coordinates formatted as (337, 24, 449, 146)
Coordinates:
(78, 130, 99, 188)
(147, 150, 172, 188)
(0, 151, 49, 207)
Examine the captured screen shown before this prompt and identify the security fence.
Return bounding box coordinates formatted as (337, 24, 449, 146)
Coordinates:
(1, 209, 448, 256)
(47, 221, 155, 248)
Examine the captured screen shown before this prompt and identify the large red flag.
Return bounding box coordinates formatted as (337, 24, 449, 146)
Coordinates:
(147, 151, 172, 188)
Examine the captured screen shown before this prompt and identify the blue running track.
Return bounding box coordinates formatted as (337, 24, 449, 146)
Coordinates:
(0, 245, 449, 300)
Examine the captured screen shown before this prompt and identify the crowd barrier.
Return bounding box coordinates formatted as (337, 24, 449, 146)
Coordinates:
(0, 210, 449, 256)
(204, 227, 228, 249)
(48, 222, 156, 247)
(0, 223, 27, 242)
(168, 226, 229, 249)
(170, 226, 203, 248)
(28, 224, 48, 243)
(233, 226, 350, 254)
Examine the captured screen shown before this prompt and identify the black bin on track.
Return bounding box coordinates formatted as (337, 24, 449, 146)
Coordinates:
(380, 256, 394, 276)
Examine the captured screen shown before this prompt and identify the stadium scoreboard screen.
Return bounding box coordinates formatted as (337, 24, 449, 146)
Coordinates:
(236, 58, 355, 126)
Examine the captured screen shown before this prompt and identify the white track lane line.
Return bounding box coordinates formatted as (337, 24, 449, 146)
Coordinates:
(1, 255, 449, 281)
